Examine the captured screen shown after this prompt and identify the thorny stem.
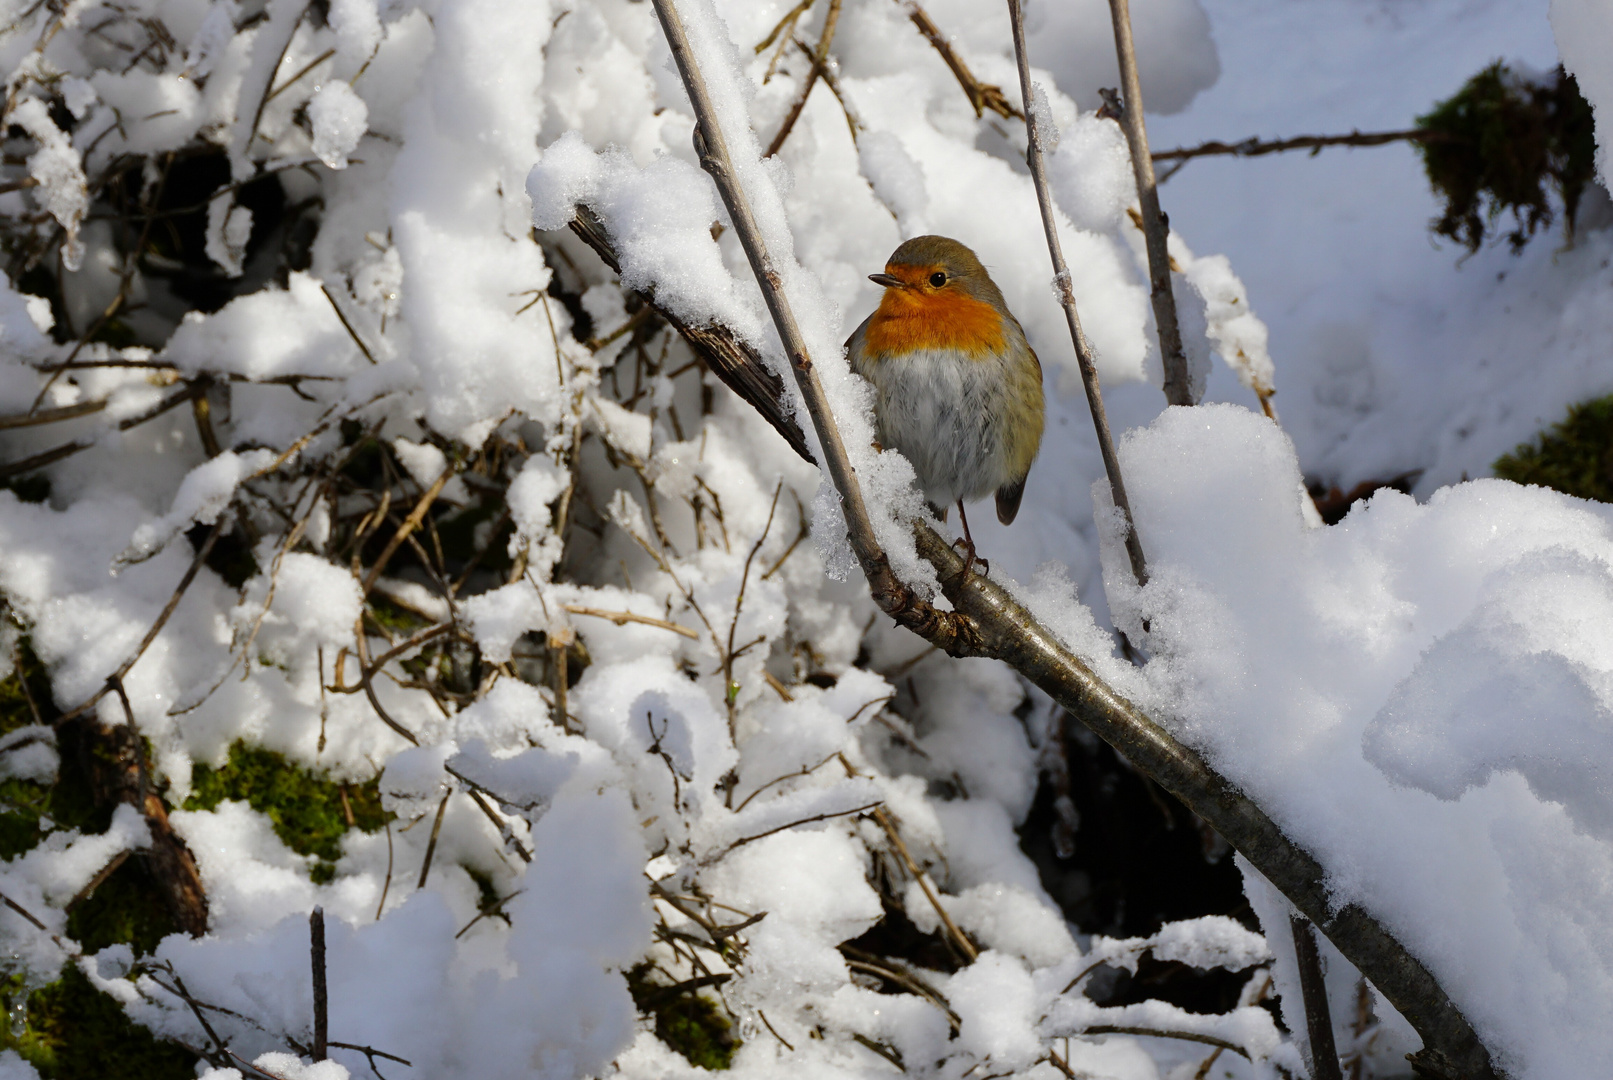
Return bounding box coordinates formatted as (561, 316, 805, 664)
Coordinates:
(1005, 0, 1148, 588)
(1104, 0, 1192, 406)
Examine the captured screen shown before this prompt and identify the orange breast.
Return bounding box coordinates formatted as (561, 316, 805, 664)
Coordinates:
(862, 288, 1007, 360)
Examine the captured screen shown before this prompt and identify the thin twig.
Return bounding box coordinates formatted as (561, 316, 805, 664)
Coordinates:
(416, 790, 450, 889)
(1006, 0, 1147, 588)
(1082, 1026, 1250, 1059)
(1104, 1, 1190, 405)
(562, 605, 698, 639)
(901, 0, 1020, 119)
(52, 517, 226, 726)
(764, 0, 841, 158)
(723, 480, 781, 730)
(1153, 127, 1440, 164)
(873, 806, 976, 962)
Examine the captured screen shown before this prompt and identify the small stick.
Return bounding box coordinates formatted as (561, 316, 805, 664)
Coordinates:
(1005, 0, 1148, 587)
(764, 0, 842, 158)
(1292, 915, 1344, 1080)
(901, 0, 1021, 120)
(310, 906, 328, 1061)
(416, 790, 450, 889)
(1153, 127, 1441, 164)
(561, 605, 698, 638)
(873, 807, 976, 962)
(1105, 0, 1191, 406)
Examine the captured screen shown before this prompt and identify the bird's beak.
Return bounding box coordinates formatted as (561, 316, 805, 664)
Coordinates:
(868, 273, 905, 289)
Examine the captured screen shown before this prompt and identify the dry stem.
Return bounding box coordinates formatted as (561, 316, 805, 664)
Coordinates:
(1006, 0, 1147, 587)
(1104, 0, 1191, 406)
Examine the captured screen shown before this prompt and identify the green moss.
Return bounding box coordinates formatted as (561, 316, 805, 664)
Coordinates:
(1494, 394, 1613, 502)
(184, 742, 387, 882)
(627, 965, 737, 1070)
(1418, 63, 1597, 252)
(5, 967, 195, 1080)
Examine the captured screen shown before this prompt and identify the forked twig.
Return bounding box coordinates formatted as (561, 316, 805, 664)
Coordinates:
(764, 0, 842, 158)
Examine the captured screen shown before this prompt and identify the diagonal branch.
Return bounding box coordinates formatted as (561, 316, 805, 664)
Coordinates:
(900, 0, 1020, 120)
(1006, 0, 1146, 587)
(630, 6, 1501, 1077)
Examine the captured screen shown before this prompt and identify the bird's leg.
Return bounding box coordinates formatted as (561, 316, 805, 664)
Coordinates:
(952, 500, 989, 578)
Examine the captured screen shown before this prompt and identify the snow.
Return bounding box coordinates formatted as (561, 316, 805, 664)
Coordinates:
(3, 0, 1613, 1077)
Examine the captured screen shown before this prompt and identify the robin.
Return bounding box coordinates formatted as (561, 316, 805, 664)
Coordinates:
(846, 235, 1045, 576)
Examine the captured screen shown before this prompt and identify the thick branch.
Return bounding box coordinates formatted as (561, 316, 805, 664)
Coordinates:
(1104, 0, 1191, 406)
(1006, 0, 1147, 587)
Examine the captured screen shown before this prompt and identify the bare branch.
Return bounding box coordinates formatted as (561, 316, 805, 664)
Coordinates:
(900, 0, 1020, 120)
(562, 604, 698, 639)
(1153, 127, 1440, 164)
(764, 0, 841, 158)
(1103, 2, 1191, 405)
(1006, 0, 1147, 587)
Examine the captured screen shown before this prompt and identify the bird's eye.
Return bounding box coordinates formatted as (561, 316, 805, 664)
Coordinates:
(929, 272, 947, 288)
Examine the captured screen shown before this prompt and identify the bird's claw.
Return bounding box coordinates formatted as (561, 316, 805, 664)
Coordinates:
(950, 537, 989, 578)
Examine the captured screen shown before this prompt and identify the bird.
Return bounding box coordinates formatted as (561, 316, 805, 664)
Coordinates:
(846, 235, 1045, 577)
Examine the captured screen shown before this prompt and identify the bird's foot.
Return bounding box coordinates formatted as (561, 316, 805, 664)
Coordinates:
(950, 536, 989, 578)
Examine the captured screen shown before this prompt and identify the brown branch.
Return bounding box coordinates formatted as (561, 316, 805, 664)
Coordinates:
(1293, 915, 1344, 1080)
(1083, 1026, 1249, 1058)
(1, 376, 212, 480)
(562, 604, 698, 639)
(310, 906, 328, 1061)
(567, 207, 813, 463)
(901, 0, 1020, 120)
(1153, 128, 1441, 164)
(0, 397, 106, 429)
(53, 515, 226, 726)
(1007, 0, 1147, 587)
(764, 0, 841, 158)
(874, 806, 977, 963)
(1104, 3, 1190, 405)
(574, 14, 1500, 1070)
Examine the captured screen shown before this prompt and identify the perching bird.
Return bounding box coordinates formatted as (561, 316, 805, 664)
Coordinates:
(846, 235, 1045, 576)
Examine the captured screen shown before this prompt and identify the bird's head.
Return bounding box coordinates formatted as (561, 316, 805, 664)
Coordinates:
(868, 235, 1005, 309)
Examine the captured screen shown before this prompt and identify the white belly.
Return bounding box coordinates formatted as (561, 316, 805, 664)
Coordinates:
(870, 347, 1017, 507)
